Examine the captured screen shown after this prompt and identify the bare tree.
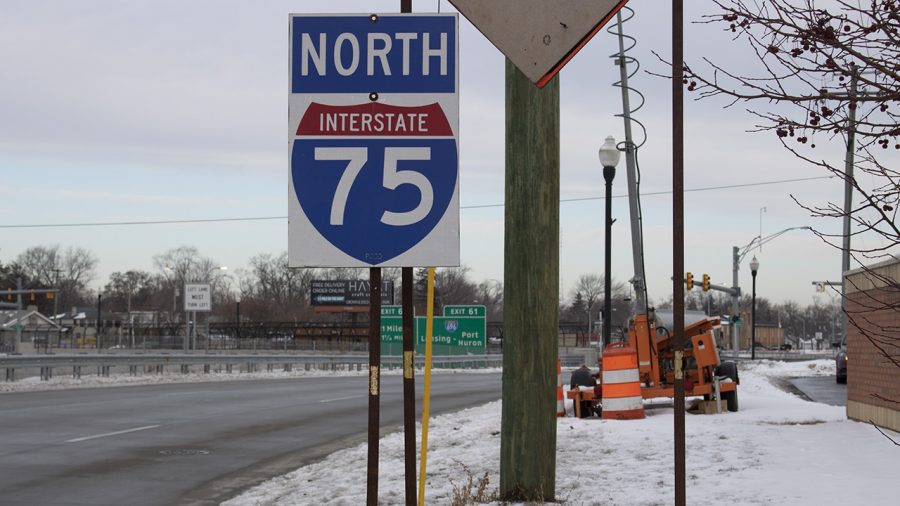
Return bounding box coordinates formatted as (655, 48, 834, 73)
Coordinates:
(15, 245, 98, 312)
(685, 0, 899, 263)
(572, 274, 603, 334)
(686, 0, 899, 440)
(476, 278, 504, 321)
(152, 246, 230, 322)
(152, 246, 229, 286)
(103, 270, 154, 314)
(239, 252, 317, 320)
(434, 266, 479, 310)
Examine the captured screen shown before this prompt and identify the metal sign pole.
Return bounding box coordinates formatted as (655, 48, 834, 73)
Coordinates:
(16, 278, 22, 346)
(672, 1, 686, 505)
(184, 282, 189, 352)
(398, 3, 416, 504)
(366, 268, 382, 506)
(402, 267, 416, 505)
(396, 0, 418, 495)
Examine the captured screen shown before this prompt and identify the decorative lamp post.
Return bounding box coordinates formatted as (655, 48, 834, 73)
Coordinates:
(599, 135, 621, 348)
(203, 266, 227, 352)
(750, 255, 759, 360)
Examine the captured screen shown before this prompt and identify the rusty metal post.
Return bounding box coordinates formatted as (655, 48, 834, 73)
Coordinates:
(672, 1, 686, 505)
(402, 268, 416, 505)
(367, 268, 382, 505)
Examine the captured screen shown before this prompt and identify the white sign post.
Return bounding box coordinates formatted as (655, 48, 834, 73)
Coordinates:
(183, 283, 211, 353)
(288, 13, 460, 268)
(184, 284, 211, 312)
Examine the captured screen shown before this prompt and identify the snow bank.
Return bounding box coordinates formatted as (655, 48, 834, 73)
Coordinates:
(225, 359, 896, 506)
(739, 358, 835, 378)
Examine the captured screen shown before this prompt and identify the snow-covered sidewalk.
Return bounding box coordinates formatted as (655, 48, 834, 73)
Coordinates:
(225, 360, 897, 505)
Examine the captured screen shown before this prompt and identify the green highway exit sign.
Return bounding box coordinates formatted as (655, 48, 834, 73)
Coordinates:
(443, 305, 486, 318)
(379, 304, 487, 353)
(381, 305, 403, 343)
(381, 305, 402, 317)
(415, 316, 486, 350)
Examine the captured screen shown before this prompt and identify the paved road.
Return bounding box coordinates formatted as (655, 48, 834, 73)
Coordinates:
(787, 375, 847, 406)
(0, 373, 501, 506)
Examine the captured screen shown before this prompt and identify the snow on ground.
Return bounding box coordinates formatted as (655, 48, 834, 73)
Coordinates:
(224, 359, 897, 506)
(739, 358, 836, 378)
(0, 366, 501, 394)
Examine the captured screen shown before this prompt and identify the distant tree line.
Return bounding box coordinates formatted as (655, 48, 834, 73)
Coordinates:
(1, 244, 841, 342)
(0, 245, 505, 325)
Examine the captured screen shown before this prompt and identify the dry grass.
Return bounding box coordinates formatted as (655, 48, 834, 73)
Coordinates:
(449, 462, 499, 506)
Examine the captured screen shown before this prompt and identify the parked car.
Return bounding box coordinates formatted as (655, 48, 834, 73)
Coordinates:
(836, 349, 847, 384)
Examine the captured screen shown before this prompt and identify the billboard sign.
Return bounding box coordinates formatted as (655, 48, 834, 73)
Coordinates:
(310, 279, 394, 306)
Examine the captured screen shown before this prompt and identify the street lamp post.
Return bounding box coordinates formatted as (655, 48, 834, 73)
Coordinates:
(202, 266, 227, 352)
(750, 256, 759, 360)
(731, 227, 810, 357)
(599, 135, 621, 349)
(163, 266, 186, 350)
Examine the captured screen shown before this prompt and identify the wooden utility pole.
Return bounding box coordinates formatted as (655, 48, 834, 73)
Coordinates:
(499, 59, 559, 502)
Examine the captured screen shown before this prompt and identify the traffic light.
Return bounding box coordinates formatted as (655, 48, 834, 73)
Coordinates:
(686, 272, 694, 290)
(702, 274, 710, 292)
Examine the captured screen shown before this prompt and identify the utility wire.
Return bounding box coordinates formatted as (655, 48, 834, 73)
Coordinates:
(0, 174, 834, 229)
(462, 174, 834, 209)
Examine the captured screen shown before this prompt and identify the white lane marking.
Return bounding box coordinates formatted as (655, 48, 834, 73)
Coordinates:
(66, 424, 161, 443)
(319, 395, 365, 403)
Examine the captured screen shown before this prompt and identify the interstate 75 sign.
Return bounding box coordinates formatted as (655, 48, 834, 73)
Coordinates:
(288, 14, 460, 268)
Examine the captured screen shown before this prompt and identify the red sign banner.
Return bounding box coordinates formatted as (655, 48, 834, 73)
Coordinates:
(297, 103, 452, 137)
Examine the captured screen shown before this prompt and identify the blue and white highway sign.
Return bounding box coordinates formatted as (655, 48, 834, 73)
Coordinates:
(288, 13, 460, 268)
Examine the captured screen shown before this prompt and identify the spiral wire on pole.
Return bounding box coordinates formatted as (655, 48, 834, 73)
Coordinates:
(608, 6, 651, 316)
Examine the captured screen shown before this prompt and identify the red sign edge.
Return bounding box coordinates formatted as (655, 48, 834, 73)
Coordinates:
(536, 0, 630, 88)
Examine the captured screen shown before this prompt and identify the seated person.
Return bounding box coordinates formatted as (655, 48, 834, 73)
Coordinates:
(570, 364, 597, 417)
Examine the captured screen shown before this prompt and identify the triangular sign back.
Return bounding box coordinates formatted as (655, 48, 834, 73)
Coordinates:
(450, 0, 629, 87)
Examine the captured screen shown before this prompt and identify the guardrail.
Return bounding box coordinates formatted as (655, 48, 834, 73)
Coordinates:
(729, 350, 836, 362)
(0, 349, 833, 382)
(0, 353, 503, 382)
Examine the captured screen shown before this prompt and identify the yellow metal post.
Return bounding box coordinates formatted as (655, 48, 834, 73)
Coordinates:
(417, 267, 436, 505)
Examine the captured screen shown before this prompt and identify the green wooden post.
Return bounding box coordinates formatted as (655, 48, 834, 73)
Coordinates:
(500, 58, 559, 502)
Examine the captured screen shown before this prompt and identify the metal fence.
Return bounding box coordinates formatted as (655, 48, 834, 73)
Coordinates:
(23, 321, 505, 354)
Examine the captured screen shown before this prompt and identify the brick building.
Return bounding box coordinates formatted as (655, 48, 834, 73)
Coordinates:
(845, 257, 900, 433)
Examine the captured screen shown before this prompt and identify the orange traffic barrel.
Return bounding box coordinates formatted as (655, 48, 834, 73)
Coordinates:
(556, 359, 565, 417)
(601, 344, 645, 420)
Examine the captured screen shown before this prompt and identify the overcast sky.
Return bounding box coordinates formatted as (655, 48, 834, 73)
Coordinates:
(1, 0, 889, 306)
